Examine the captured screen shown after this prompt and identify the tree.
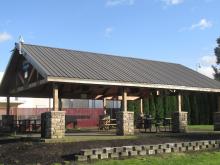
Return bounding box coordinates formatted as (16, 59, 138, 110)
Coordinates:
(212, 37, 220, 80)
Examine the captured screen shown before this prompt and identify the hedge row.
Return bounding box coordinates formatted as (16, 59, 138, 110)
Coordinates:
(127, 93, 218, 125)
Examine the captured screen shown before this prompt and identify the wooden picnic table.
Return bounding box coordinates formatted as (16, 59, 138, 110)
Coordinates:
(14, 119, 41, 132)
(99, 117, 117, 130)
(142, 117, 172, 133)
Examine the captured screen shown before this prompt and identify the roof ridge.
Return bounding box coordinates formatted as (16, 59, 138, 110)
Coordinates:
(21, 43, 181, 66)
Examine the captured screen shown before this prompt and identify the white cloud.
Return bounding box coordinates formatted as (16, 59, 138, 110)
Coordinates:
(200, 55, 216, 65)
(197, 66, 214, 78)
(179, 18, 213, 32)
(0, 32, 12, 43)
(190, 19, 212, 30)
(105, 27, 114, 38)
(197, 55, 216, 79)
(106, 0, 135, 6)
(162, 0, 184, 5)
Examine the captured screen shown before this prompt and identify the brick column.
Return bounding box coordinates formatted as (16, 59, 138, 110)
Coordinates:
(116, 88, 134, 135)
(214, 96, 220, 131)
(172, 93, 188, 133)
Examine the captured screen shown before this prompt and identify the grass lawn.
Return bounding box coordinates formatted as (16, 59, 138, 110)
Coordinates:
(83, 151, 220, 165)
(43, 135, 137, 143)
(188, 125, 213, 132)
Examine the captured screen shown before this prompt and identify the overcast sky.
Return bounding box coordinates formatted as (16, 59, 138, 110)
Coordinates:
(0, 0, 220, 78)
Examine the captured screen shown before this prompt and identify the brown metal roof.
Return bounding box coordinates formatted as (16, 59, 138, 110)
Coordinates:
(19, 43, 220, 92)
(1, 43, 220, 95)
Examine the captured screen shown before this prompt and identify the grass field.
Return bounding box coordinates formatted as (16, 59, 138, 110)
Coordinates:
(84, 151, 220, 165)
(188, 125, 213, 132)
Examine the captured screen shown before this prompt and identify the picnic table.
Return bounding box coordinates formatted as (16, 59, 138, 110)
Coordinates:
(99, 115, 117, 130)
(14, 119, 41, 132)
(136, 116, 172, 132)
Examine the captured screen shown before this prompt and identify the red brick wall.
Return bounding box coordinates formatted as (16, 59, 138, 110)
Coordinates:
(0, 108, 104, 128)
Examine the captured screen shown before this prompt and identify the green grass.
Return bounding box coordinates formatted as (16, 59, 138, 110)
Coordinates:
(43, 135, 137, 143)
(188, 125, 213, 132)
(84, 151, 220, 165)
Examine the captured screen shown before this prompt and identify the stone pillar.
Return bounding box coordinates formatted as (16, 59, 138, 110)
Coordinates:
(41, 111, 65, 139)
(116, 88, 134, 135)
(2, 115, 15, 132)
(2, 96, 15, 132)
(172, 111, 188, 133)
(116, 111, 134, 135)
(172, 93, 188, 133)
(41, 84, 65, 139)
(214, 96, 220, 131)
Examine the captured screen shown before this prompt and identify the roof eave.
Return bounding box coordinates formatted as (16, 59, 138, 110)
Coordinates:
(47, 76, 220, 93)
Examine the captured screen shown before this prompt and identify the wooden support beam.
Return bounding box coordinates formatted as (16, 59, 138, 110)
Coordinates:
(10, 79, 47, 94)
(53, 84, 59, 111)
(178, 93, 182, 112)
(103, 98, 107, 108)
(27, 68, 35, 84)
(49, 98, 51, 110)
(6, 96, 10, 115)
(140, 98, 143, 115)
(104, 96, 140, 101)
(122, 88, 127, 112)
(18, 72, 25, 85)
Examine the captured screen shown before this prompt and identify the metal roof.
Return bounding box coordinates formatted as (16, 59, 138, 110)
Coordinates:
(17, 43, 220, 92)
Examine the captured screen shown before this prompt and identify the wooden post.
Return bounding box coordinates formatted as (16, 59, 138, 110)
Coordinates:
(122, 88, 127, 112)
(53, 84, 59, 111)
(6, 96, 10, 115)
(103, 98, 106, 108)
(140, 98, 143, 115)
(49, 98, 51, 111)
(103, 97, 106, 115)
(178, 93, 182, 112)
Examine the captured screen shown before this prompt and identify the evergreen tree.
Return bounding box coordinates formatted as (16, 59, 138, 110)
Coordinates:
(143, 98, 150, 115)
(212, 37, 220, 80)
(183, 95, 191, 124)
(163, 96, 168, 118)
(149, 95, 156, 118)
(190, 94, 199, 124)
(155, 96, 163, 119)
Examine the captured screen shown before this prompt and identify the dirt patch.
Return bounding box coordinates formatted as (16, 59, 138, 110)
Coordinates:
(0, 133, 220, 165)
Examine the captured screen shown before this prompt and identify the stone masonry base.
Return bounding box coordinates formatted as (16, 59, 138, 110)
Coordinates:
(214, 112, 220, 131)
(116, 111, 134, 136)
(41, 111, 65, 139)
(75, 139, 220, 162)
(2, 115, 15, 132)
(172, 111, 188, 133)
